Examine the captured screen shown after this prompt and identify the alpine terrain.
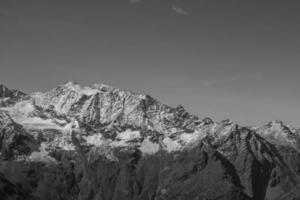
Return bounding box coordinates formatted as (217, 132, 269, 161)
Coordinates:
(0, 81, 299, 200)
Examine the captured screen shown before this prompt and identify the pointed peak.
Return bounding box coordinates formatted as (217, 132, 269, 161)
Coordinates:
(56, 81, 98, 96)
(63, 81, 80, 87)
(61, 81, 82, 92)
(202, 117, 214, 125)
(175, 104, 186, 112)
(91, 83, 115, 92)
(91, 82, 145, 98)
(220, 119, 234, 125)
(268, 120, 284, 127)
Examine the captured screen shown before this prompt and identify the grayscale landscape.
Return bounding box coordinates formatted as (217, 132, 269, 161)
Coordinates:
(0, 1, 299, 200)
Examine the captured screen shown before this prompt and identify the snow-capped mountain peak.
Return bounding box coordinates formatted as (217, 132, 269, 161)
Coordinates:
(63, 81, 100, 96)
(0, 82, 300, 200)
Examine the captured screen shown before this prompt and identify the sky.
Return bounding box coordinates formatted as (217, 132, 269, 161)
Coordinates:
(0, 0, 300, 127)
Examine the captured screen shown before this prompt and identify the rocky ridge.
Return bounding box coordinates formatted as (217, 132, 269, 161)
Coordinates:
(0, 82, 299, 200)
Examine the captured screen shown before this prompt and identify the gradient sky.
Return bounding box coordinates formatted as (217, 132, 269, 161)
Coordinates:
(1, 0, 300, 127)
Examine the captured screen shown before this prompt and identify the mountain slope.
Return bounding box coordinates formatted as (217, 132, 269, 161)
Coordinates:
(0, 82, 299, 200)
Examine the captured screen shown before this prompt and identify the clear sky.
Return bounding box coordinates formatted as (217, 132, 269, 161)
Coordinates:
(1, 0, 300, 127)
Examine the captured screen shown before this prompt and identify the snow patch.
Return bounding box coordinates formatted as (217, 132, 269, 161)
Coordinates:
(109, 129, 142, 147)
(116, 129, 141, 141)
(29, 151, 57, 164)
(11, 101, 35, 116)
(162, 137, 182, 152)
(80, 87, 99, 95)
(139, 138, 159, 155)
(65, 82, 99, 96)
(179, 130, 206, 145)
(85, 134, 109, 147)
(28, 143, 57, 164)
(14, 117, 64, 130)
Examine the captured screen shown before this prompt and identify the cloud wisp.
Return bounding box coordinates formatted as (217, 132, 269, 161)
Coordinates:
(128, 1, 188, 15)
(171, 5, 188, 15)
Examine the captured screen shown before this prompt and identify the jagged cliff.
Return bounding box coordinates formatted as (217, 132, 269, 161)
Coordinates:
(0, 82, 299, 200)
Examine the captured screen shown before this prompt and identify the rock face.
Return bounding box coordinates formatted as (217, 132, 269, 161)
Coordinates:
(0, 111, 38, 160)
(31, 82, 199, 134)
(0, 85, 27, 107)
(0, 82, 299, 200)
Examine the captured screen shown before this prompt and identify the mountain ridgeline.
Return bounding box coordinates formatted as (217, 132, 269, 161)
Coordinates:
(0, 82, 299, 200)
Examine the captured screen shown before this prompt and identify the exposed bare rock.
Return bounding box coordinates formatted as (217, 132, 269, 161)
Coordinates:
(0, 85, 27, 107)
(0, 111, 38, 160)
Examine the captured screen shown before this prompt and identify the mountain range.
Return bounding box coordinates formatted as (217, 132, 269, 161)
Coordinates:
(0, 81, 299, 200)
